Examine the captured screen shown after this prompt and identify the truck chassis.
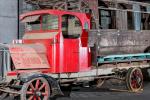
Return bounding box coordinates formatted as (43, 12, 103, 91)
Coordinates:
(0, 52, 149, 99)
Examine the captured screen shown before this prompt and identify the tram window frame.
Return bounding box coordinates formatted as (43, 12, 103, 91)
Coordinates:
(141, 13, 150, 30)
(98, 0, 117, 30)
(99, 9, 117, 29)
(127, 11, 135, 30)
(141, 5, 150, 30)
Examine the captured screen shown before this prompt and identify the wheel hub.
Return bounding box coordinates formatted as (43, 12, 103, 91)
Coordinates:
(35, 91, 42, 97)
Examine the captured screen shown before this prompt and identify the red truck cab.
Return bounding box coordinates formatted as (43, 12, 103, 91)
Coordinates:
(20, 10, 91, 73)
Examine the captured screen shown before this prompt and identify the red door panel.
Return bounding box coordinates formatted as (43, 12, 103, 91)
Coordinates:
(63, 39, 79, 72)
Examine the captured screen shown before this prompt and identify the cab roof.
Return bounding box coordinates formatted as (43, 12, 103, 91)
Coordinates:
(20, 9, 88, 20)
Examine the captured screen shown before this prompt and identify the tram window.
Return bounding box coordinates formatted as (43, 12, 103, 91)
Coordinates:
(141, 13, 150, 30)
(99, 10, 116, 29)
(42, 15, 58, 30)
(127, 12, 134, 30)
(62, 15, 82, 39)
(141, 6, 147, 12)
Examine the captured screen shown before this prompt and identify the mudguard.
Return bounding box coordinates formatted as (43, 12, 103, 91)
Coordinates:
(19, 73, 63, 97)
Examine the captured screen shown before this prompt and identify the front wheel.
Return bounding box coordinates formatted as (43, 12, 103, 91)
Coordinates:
(126, 68, 143, 92)
(21, 77, 51, 100)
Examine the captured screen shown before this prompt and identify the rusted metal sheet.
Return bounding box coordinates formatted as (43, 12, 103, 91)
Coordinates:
(8, 44, 49, 69)
(89, 30, 150, 56)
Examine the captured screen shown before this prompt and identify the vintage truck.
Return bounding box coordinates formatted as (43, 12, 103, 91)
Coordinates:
(0, 0, 150, 100)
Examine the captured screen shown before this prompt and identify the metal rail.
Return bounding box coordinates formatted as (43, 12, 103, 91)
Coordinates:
(98, 53, 150, 63)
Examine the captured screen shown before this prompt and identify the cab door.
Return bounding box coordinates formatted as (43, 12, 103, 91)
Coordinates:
(61, 14, 82, 72)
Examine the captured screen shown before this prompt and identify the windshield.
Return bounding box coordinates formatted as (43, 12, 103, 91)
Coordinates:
(22, 14, 59, 31)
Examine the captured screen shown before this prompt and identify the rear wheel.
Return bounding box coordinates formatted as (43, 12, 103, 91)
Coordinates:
(126, 68, 143, 92)
(21, 77, 51, 100)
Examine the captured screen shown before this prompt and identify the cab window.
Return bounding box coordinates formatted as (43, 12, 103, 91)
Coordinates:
(62, 15, 82, 39)
(42, 14, 58, 30)
(22, 14, 59, 31)
(25, 15, 41, 31)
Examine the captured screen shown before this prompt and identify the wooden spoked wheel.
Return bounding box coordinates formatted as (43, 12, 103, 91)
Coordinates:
(21, 77, 50, 100)
(126, 68, 143, 92)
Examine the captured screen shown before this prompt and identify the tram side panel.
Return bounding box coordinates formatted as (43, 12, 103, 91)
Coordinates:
(89, 30, 150, 57)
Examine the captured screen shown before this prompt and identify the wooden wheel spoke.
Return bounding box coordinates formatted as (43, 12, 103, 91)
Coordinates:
(28, 96, 34, 100)
(30, 83, 35, 91)
(22, 78, 50, 100)
(135, 79, 141, 88)
(36, 79, 40, 90)
(41, 92, 48, 96)
(131, 80, 137, 88)
(134, 70, 140, 77)
(38, 97, 41, 100)
(126, 68, 143, 92)
(132, 76, 141, 88)
(34, 96, 36, 100)
(39, 83, 46, 91)
(132, 72, 142, 89)
(27, 91, 34, 95)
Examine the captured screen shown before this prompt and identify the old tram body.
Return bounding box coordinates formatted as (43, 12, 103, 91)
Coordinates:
(0, 1, 150, 100)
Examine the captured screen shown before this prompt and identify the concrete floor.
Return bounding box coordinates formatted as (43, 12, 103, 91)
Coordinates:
(1, 80, 149, 100)
(56, 81, 150, 100)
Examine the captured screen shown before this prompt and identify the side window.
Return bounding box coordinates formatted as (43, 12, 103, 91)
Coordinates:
(42, 14, 58, 30)
(127, 11, 134, 30)
(23, 14, 59, 31)
(141, 6, 150, 30)
(62, 15, 82, 39)
(141, 13, 150, 30)
(99, 10, 116, 29)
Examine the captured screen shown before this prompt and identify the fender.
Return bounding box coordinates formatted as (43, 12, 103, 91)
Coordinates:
(19, 73, 63, 97)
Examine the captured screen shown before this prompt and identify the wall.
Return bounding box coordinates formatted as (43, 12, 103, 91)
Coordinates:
(0, 0, 149, 43)
(0, 0, 18, 43)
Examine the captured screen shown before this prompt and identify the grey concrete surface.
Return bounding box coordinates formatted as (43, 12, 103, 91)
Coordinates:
(0, 0, 18, 43)
(0, 80, 149, 100)
(57, 81, 150, 100)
